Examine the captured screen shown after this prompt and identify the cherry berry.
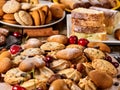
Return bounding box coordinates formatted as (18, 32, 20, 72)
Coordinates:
(10, 45, 22, 54)
(105, 56, 112, 62)
(12, 85, 26, 90)
(13, 32, 22, 38)
(44, 56, 53, 63)
(68, 35, 78, 44)
(112, 62, 119, 68)
(78, 38, 89, 47)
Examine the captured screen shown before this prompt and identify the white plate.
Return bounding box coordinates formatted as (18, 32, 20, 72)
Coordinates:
(0, 1, 65, 28)
(67, 14, 120, 45)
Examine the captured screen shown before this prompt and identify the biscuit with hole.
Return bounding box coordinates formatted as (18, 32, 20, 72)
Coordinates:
(18, 11, 33, 26)
(31, 10, 41, 26)
(45, 10, 52, 24)
(2, 0, 21, 13)
(38, 9, 45, 25)
(3, 14, 15, 20)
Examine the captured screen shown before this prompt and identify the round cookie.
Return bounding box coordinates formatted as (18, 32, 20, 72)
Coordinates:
(14, 12, 26, 25)
(3, 13, 15, 20)
(50, 4, 64, 19)
(18, 11, 33, 26)
(21, 3, 32, 10)
(31, 10, 41, 26)
(2, 19, 18, 24)
(2, 0, 21, 13)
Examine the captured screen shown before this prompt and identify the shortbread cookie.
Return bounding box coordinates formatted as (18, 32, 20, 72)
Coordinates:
(3, 13, 15, 20)
(40, 42, 65, 51)
(92, 59, 117, 77)
(3, 19, 17, 24)
(4, 68, 31, 85)
(84, 48, 105, 61)
(21, 48, 44, 56)
(56, 48, 82, 60)
(2, 0, 21, 13)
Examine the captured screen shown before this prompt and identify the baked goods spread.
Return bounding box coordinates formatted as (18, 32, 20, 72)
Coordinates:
(0, 0, 65, 26)
(0, 34, 119, 90)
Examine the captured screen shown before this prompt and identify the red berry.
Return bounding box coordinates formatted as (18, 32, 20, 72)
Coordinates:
(10, 45, 22, 54)
(44, 56, 53, 63)
(13, 32, 22, 38)
(112, 62, 119, 68)
(68, 36, 78, 44)
(78, 38, 89, 47)
(105, 56, 112, 62)
(12, 85, 26, 90)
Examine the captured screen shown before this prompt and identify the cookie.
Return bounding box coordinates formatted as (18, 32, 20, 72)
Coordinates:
(56, 48, 83, 60)
(3, 13, 15, 20)
(0, 28, 9, 36)
(21, 3, 32, 10)
(4, 68, 31, 85)
(0, 8, 4, 17)
(40, 5, 49, 16)
(45, 10, 52, 24)
(0, 34, 6, 46)
(18, 10, 33, 26)
(31, 10, 41, 26)
(14, 11, 33, 26)
(2, 19, 17, 24)
(21, 48, 44, 56)
(66, 44, 84, 50)
(47, 35, 68, 45)
(50, 4, 64, 19)
(40, 42, 65, 51)
(38, 9, 45, 25)
(87, 42, 111, 53)
(0, 0, 6, 8)
(2, 0, 21, 13)
(92, 59, 117, 77)
(84, 48, 105, 61)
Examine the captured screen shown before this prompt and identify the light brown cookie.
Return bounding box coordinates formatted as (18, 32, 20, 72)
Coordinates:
(45, 10, 52, 24)
(56, 48, 83, 60)
(18, 10, 33, 26)
(40, 42, 65, 51)
(38, 9, 45, 25)
(47, 35, 68, 45)
(84, 48, 105, 61)
(40, 5, 49, 16)
(87, 42, 111, 53)
(21, 3, 32, 10)
(0, 0, 6, 8)
(31, 10, 41, 26)
(2, 19, 18, 24)
(4, 68, 31, 85)
(66, 44, 84, 50)
(92, 59, 117, 77)
(50, 4, 64, 19)
(2, 0, 21, 13)
(0, 8, 4, 17)
(3, 13, 15, 20)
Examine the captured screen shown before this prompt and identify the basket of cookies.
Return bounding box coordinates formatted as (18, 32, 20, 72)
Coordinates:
(0, 34, 120, 90)
(0, 0, 65, 28)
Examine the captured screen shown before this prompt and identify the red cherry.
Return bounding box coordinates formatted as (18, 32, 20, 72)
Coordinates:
(10, 45, 22, 54)
(68, 35, 78, 44)
(112, 62, 119, 68)
(13, 32, 22, 38)
(105, 56, 112, 62)
(78, 38, 89, 47)
(12, 85, 26, 90)
(44, 56, 53, 63)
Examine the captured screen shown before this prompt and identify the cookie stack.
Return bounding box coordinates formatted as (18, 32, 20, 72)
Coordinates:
(71, 7, 107, 41)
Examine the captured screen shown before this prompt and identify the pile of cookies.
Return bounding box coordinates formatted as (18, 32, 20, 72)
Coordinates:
(0, 0, 64, 26)
(0, 34, 120, 90)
